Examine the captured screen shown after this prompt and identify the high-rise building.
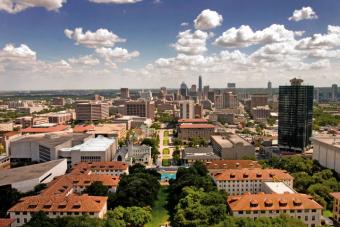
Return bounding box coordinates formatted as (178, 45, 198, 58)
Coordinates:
(180, 82, 188, 97)
(223, 91, 238, 109)
(179, 100, 195, 119)
(198, 75, 202, 93)
(278, 78, 313, 152)
(332, 84, 338, 102)
(314, 88, 320, 103)
(124, 100, 155, 119)
(120, 88, 130, 99)
(250, 94, 268, 108)
(227, 83, 236, 89)
(267, 81, 272, 97)
(190, 84, 197, 93)
(203, 85, 209, 99)
(76, 101, 109, 121)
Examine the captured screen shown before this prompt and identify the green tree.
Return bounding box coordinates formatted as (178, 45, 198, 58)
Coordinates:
(107, 206, 151, 227)
(23, 211, 55, 227)
(83, 181, 109, 196)
(0, 187, 22, 218)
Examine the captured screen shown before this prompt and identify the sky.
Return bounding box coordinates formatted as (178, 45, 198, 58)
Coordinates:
(0, 0, 340, 90)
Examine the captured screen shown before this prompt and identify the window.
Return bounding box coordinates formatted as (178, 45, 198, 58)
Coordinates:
(17, 219, 20, 223)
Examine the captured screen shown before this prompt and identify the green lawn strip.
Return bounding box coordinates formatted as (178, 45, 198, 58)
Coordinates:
(163, 131, 169, 137)
(162, 159, 171, 166)
(163, 138, 169, 146)
(323, 210, 333, 218)
(162, 148, 170, 155)
(145, 187, 169, 227)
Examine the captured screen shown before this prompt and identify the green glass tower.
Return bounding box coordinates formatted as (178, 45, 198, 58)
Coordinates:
(278, 78, 314, 152)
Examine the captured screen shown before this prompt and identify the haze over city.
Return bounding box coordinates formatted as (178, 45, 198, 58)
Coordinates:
(1, 0, 340, 90)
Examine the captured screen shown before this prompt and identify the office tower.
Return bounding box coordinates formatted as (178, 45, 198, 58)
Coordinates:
(194, 103, 203, 118)
(214, 94, 223, 109)
(180, 82, 188, 97)
(314, 88, 320, 103)
(203, 85, 209, 99)
(198, 75, 202, 93)
(267, 81, 272, 97)
(76, 101, 109, 121)
(227, 83, 236, 89)
(190, 84, 197, 93)
(223, 91, 238, 108)
(125, 100, 155, 119)
(250, 94, 268, 108)
(179, 100, 195, 119)
(278, 78, 313, 152)
(332, 84, 338, 102)
(120, 88, 130, 99)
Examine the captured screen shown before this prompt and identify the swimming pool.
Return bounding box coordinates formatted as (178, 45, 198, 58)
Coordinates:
(161, 172, 176, 180)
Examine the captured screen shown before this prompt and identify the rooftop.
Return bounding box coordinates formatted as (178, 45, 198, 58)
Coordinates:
(183, 147, 220, 160)
(331, 192, 340, 201)
(73, 125, 95, 133)
(213, 168, 293, 181)
(211, 134, 251, 147)
(60, 136, 115, 152)
(205, 160, 262, 170)
(179, 124, 215, 129)
(9, 194, 107, 213)
(21, 124, 69, 133)
(178, 118, 208, 123)
(263, 182, 296, 194)
(0, 159, 67, 187)
(311, 136, 340, 149)
(228, 193, 322, 211)
(70, 161, 129, 174)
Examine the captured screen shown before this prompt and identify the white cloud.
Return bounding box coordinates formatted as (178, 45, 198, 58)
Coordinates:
(64, 27, 126, 48)
(214, 24, 302, 48)
(296, 25, 340, 50)
(171, 29, 209, 55)
(289, 6, 318, 22)
(194, 9, 223, 30)
(68, 55, 100, 66)
(181, 22, 189, 27)
(95, 47, 140, 62)
(153, 0, 162, 4)
(89, 0, 142, 3)
(0, 0, 66, 13)
(0, 44, 36, 62)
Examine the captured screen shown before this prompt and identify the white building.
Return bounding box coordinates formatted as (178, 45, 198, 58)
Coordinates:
(114, 142, 152, 166)
(0, 159, 67, 193)
(311, 135, 340, 176)
(178, 100, 195, 119)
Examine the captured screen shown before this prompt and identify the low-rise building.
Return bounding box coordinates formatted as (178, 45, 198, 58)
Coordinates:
(211, 134, 255, 160)
(212, 168, 293, 195)
(70, 161, 129, 176)
(227, 193, 322, 227)
(182, 147, 221, 165)
(331, 192, 340, 225)
(262, 181, 296, 194)
(114, 143, 152, 166)
(0, 159, 67, 193)
(0, 155, 10, 168)
(311, 136, 340, 176)
(178, 124, 215, 141)
(205, 160, 262, 174)
(251, 105, 271, 121)
(20, 124, 69, 134)
(0, 122, 14, 132)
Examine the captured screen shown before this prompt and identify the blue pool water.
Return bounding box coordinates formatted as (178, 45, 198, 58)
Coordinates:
(161, 173, 176, 180)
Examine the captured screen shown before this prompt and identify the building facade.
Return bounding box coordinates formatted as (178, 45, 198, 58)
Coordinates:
(75, 102, 109, 121)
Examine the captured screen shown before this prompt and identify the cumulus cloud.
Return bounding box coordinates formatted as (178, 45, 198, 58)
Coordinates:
(89, 0, 142, 3)
(289, 6, 318, 22)
(0, 44, 36, 62)
(214, 24, 302, 48)
(171, 30, 209, 55)
(296, 25, 340, 50)
(64, 28, 126, 48)
(95, 47, 140, 62)
(68, 55, 100, 66)
(194, 9, 223, 30)
(0, 0, 66, 13)
(181, 22, 189, 27)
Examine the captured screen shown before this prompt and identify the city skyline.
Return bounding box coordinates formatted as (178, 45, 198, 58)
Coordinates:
(1, 0, 340, 90)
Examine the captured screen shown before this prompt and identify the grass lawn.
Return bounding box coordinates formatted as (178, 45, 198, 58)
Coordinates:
(163, 131, 169, 137)
(162, 159, 171, 166)
(163, 138, 169, 146)
(323, 210, 333, 218)
(146, 187, 169, 227)
(163, 148, 170, 155)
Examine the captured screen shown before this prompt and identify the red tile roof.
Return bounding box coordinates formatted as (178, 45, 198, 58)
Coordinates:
(331, 192, 340, 201)
(8, 194, 107, 213)
(179, 124, 215, 129)
(213, 168, 293, 181)
(205, 160, 262, 170)
(73, 125, 95, 133)
(3, 131, 20, 138)
(178, 119, 208, 123)
(70, 161, 128, 175)
(228, 193, 322, 211)
(21, 125, 68, 133)
(0, 218, 15, 227)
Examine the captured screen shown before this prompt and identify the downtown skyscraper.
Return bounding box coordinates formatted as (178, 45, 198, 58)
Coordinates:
(278, 78, 313, 152)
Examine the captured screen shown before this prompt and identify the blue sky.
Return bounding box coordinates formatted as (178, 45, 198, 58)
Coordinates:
(1, 0, 340, 90)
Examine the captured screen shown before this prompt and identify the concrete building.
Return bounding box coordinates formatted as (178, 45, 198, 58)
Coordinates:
(251, 105, 271, 121)
(20, 124, 69, 134)
(211, 134, 255, 160)
(194, 103, 203, 118)
(112, 115, 152, 129)
(227, 193, 322, 227)
(205, 160, 262, 174)
(45, 111, 73, 124)
(0, 159, 67, 193)
(124, 100, 155, 119)
(178, 124, 215, 141)
(59, 136, 116, 165)
(179, 82, 188, 97)
(0, 122, 13, 132)
(0, 155, 10, 168)
(331, 192, 340, 225)
(10, 133, 93, 164)
(178, 100, 195, 119)
(52, 97, 65, 106)
(212, 168, 294, 195)
(114, 143, 152, 166)
(223, 91, 238, 109)
(182, 147, 221, 165)
(120, 88, 130, 99)
(311, 135, 340, 176)
(332, 84, 338, 102)
(75, 101, 109, 121)
(74, 123, 127, 139)
(251, 94, 268, 108)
